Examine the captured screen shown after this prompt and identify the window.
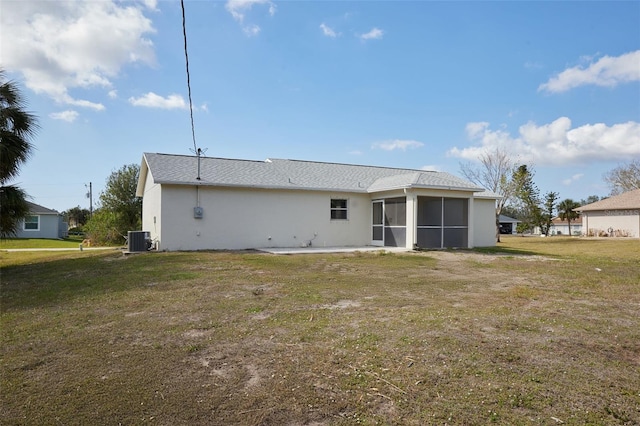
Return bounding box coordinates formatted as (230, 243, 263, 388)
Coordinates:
(331, 199, 348, 220)
(24, 215, 39, 231)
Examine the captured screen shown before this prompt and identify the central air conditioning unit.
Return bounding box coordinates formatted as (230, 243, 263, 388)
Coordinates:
(128, 231, 150, 252)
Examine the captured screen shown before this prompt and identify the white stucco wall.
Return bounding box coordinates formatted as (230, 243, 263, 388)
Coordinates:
(550, 224, 582, 236)
(473, 198, 498, 247)
(140, 170, 162, 247)
(155, 185, 372, 251)
(581, 210, 640, 237)
(141, 181, 498, 251)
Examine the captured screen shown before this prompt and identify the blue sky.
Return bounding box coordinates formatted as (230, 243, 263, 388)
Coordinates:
(2, 0, 639, 213)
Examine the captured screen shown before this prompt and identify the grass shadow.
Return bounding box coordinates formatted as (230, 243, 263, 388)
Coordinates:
(1, 251, 173, 312)
(471, 245, 539, 256)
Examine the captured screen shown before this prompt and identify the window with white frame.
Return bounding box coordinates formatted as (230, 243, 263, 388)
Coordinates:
(330, 199, 348, 220)
(24, 215, 40, 231)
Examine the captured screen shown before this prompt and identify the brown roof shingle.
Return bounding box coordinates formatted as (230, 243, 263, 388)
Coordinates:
(575, 189, 640, 212)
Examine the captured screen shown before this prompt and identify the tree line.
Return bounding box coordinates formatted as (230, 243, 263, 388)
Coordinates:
(460, 147, 639, 241)
(59, 165, 142, 245)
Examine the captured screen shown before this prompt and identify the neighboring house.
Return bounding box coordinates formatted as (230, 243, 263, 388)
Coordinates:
(575, 189, 640, 237)
(498, 215, 520, 234)
(15, 202, 68, 239)
(549, 215, 582, 236)
(136, 153, 500, 251)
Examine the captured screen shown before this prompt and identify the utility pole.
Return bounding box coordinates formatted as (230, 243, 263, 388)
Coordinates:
(86, 182, 93, 217)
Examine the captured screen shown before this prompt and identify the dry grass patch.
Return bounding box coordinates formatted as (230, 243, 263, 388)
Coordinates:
(1, 238, 639, 425)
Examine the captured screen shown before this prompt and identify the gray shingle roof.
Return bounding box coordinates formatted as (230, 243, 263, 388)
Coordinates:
(473, 190, 502, 199)
(27, 201, 59, 214)
(499, 215, 520, 223)
(575, 189, 640, 211)
(140, 153, 485, 194)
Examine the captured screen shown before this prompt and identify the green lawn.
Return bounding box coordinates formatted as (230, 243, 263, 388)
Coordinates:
(0, 237, 85, 249)
(1, 236, 639, 425)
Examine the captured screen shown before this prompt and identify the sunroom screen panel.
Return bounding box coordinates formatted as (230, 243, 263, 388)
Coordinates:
(417, 228, 441, 248)
(443, 228, 468, 248)
(417, 197, 442, 226)
(443, 198, 468, 226)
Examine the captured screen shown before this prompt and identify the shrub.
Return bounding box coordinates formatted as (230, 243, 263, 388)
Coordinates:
(83, 210, 127, 245)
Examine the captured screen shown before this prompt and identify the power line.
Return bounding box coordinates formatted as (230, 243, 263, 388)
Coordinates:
(181, 0, 198, 154)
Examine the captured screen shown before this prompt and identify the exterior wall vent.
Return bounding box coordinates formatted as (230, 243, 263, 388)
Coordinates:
(128, 231, 150, 252)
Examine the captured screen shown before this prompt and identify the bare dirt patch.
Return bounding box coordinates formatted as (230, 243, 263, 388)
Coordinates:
(321, 300, 361, 310)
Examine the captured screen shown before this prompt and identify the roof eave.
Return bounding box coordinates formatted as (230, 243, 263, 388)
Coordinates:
(135, 154, 150, 197)
(367, 183, 483, 194)
(154, 180, 370, 193)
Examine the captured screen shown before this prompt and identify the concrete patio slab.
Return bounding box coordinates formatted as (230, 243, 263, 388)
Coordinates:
(258, 246, 410, 255)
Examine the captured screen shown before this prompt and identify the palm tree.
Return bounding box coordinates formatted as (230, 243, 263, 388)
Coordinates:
(557, 198, 580, 236)
(0, 186, 31, 238)
(0, 70, 39, 238)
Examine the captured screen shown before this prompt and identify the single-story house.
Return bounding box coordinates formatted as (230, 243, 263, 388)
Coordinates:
(14, 201, 68, 239)
(549, 215, 582, 236)
(136, 153, 500, 251)
(575, 189, 640, 237)
(498, 215, 520, 234)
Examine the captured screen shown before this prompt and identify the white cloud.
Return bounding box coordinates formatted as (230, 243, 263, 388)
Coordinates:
(226, 0, 276, 21)
(465, 122, 490, 139)
(49, 110, 79, 122)
(141, 0, 158, 10)
(243, 24, 261, 37)
(359, 27, 384, 41)
(320, 23, 338, 38)
(372, 139, 424, 151)
(562, 173, 584, 186)
(0, 0, 156, 109)
(108, 90, 118, 99)
(421, 165, 441, 172)
(448, 117, 640, 166)
(128, 92, 188, 110)
(225, 0, 275, 35)
(62, 95, 105, 111)
(539, 50, 640, 93)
